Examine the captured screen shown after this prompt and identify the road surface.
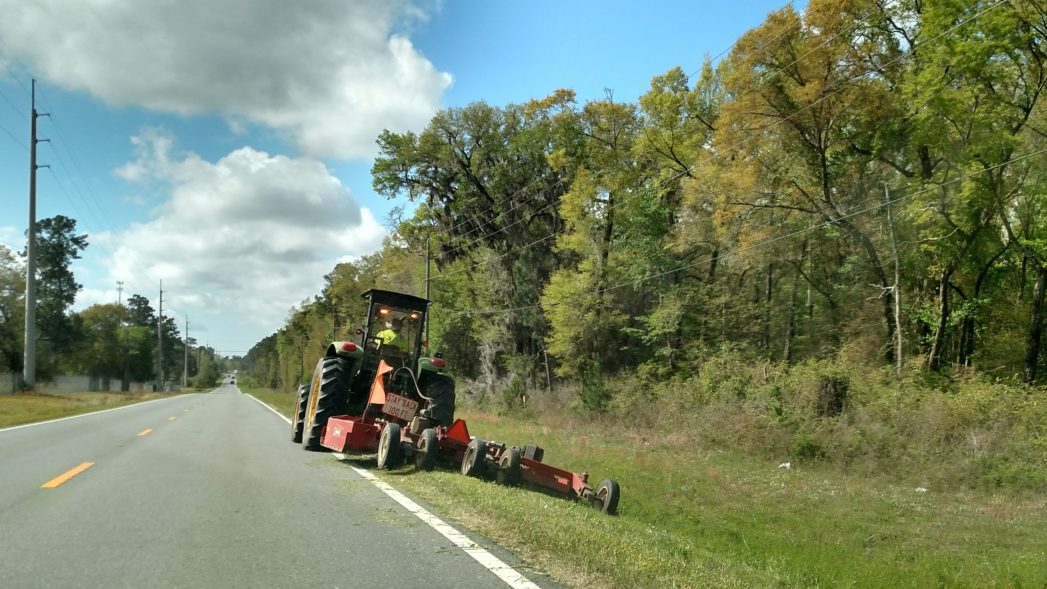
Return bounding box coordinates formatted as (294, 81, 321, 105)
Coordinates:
(0, 384, 557, 588)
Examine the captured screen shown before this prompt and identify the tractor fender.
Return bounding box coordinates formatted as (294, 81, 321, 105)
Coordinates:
(418, 356, 447, 374)
(326, 341, 364, 361)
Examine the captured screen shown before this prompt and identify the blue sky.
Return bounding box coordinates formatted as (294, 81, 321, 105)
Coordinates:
(0, 0, 791, 355)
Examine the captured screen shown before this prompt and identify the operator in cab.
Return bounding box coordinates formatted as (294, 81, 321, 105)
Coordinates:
(375, 317, 407, 351)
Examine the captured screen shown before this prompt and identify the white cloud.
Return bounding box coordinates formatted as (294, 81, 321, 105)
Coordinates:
(0, 225, 19, 252)
(99, 130, 386, 343)
(0, 0, 451, 159)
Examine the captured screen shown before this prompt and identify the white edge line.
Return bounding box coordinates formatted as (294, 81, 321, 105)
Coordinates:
(244, 393, 291, 422)
(347, 464, 542, 589)
(0, 394, 191, 434)
(247, 393, 541, 589)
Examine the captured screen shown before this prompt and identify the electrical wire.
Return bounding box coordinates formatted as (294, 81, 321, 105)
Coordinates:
(34, 87, 164, 293)
(0, 121, 27, 150)
(437, 0, 1012, 313)
(452, 146, 1047, 317)
(423, 0, 804, 247)
(430, 0, 908, 280)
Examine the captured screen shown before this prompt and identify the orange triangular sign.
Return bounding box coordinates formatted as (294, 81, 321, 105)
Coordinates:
(367, 360, 394, 406)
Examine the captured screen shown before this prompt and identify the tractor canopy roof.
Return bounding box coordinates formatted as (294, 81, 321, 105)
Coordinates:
(361, 289, 429, 313)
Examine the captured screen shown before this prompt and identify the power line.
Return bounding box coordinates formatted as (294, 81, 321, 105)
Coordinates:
(453, 146, 1047, 317)
(0, 121, 27, 150)
(685, 0, 797, 81)
(431, 0, 901, 280)
(0, 85, 27, 118)
(431, 0, 1007, 284)
(420, 1, 803, 248)
(438, 0, 1011, 313)
(0, 38, 33, 94)
(34, 86, 163, 293)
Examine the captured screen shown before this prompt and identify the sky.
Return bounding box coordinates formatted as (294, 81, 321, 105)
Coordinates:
(0, 0, 791, 356)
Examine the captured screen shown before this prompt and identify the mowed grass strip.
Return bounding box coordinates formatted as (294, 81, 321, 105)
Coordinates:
(0, 391, 171, 429)
(387, 411, 1047, 589)
(242, 384, 297, 417)
(237, 388, 1047, 588)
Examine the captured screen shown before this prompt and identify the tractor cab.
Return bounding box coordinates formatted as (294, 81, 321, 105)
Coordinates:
(341, 288, 452, 419)
(356, 289, 427, 380)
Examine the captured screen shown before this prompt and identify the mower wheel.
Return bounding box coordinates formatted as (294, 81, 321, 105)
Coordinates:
(301, 356, 351, 450)
(377, 422, 403, 469)
(414, 428, 439, 471)
(496, 447, 521, 486)
(593, 479, 621, 515)
(291, 384, 308, 443)
(460, 437, 487, 477)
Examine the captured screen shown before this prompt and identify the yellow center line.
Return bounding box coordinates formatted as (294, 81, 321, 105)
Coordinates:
(168, 416, 176, 421)
(137, 428, 153, 437)
(41, 462, 94, 489)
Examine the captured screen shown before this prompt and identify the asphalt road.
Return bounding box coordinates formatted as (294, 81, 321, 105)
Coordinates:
(0, 384, 557, 588)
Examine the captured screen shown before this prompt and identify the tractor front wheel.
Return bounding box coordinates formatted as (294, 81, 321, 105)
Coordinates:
(414, 428, 439, 471)
(291, 384, 308, 443)
(592, 479, 620, 515)
(461, 437, 486, 477)
(377, 422, 403, 469)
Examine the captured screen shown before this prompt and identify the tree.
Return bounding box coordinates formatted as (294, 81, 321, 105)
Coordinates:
(124, 294, 157, 382)
(0, 245, 24, 372)
(903, 0, 1047, 373)
(703, 0, 906, 363)
(373, 98, 568, 390)
(26, 215, 88, 373)
(71, 304, 130, 384)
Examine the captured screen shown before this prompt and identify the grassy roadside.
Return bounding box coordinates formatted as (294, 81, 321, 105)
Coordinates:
(241, 384, 297, 418)
(242, 384, 1047, 588)
(0, 391, 179, 429)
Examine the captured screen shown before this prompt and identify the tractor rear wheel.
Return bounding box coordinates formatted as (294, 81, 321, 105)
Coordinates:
(301, 356, 351, 450)
(593, 479, 620, 515)
(461, 437, 486, 477)
(377, 422, 403, 469)
(496, 447, 521, 486)
(414, 428, 439, 471)
(421, 374, 456, 427)
(291, 384, 308, 443)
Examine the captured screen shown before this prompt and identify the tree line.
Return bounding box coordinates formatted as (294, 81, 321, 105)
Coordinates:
(246, 0, 1047, 406)
(0, 215, 222, 389)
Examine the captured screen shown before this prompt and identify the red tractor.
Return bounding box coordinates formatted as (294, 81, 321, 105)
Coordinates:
(291, 288, 620, 515)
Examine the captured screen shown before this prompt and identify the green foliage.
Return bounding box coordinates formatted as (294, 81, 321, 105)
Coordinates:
(192, 352, 220, 389)
(69, 304, 129, 379)
(246, 0, 1047, 497)
(0, 244, 24, 372)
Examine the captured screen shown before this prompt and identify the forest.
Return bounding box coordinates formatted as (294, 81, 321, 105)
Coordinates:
(242, 0, 1047, 488)
(247, 0, 1047, 388)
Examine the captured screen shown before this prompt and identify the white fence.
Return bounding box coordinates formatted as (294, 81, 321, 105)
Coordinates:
(0, 372, 165, 395)
(0, 372, 16, 395)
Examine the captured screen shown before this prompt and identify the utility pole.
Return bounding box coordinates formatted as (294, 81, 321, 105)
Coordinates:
(425, 236, 431, 343)
(331, 307, 337, 342)
(156, 281, 163, 391)
(23, 79, 49, 390)
(116, 281, 124, 306)
(183, 316, 189, 388)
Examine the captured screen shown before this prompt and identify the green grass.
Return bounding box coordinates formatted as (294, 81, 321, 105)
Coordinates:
(240, 385, 1047, 588)
(0, 391, 175, 429)
(241, 383, 297, 417)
